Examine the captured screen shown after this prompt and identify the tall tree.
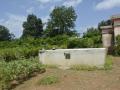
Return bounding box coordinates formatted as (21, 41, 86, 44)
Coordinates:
(0, 25, 12, 41)
(45, 6, 77, 37)
(83, 27, 102, 46)
(22, 14, 43, 38)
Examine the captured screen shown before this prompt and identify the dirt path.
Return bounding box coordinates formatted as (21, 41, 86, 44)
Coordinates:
(14, 57, 120, 90)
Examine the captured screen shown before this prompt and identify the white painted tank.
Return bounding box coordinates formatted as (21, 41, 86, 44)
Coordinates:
(39, 48, 107, 69)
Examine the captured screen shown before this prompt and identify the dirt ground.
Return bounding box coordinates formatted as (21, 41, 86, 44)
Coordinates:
(14, 57, 120, 90)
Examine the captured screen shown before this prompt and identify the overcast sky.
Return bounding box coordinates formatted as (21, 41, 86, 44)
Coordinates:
(0, 0, 120, 38)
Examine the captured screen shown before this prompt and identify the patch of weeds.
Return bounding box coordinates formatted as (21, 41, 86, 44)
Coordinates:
(104, 55, 113, 70)
(38, 75, 59, 85)
(44, 65, 58, 69)
(70, 65, 98, 71)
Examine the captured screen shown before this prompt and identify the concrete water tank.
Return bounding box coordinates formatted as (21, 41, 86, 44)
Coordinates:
(39, 48, 107, 69)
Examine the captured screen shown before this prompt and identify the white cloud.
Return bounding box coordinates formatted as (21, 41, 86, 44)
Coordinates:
(37, 0, 51, 3)
(26, 7, 35, 14)
(49, 6, 55, 12)
(41, 15, 50, 29)
(0, 13, 26, 38)
(42, 15, 49, 23)
(36, 0, 62, 4)
(63, 0, 83, 7)
(96, 0, 120, 10)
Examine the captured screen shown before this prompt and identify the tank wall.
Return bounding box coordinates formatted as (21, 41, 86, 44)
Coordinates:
(39, 48, 106, 69)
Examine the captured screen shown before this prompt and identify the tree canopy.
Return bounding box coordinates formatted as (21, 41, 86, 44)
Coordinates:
(22, 14, 43, 38)
(83, 27, 102, 47)
(98, 20, 112, 31)
(0, 25, 12, 41)
(45, 6, 77, 37)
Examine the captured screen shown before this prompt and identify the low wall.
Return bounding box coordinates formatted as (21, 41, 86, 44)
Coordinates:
(39, 48, 107, 69)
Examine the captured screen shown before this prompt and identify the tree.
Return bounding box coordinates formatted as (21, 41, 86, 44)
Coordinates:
(0, 25, 12, 41)
(98, 20, 112, 31)
(83, 27, 102, 47)
(45, 6, 77, 37)
(22, 14, 43, 38)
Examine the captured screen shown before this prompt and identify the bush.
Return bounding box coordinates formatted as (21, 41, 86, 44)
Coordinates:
(0, 59, 45, 89)
(67, 38, 82, 48)
(112, 45, 120, 56)
(116, 35, 120, 45)
(112, 35, 120, 56)
(0, 47, 41, 62)
(67, 38, 94, 48)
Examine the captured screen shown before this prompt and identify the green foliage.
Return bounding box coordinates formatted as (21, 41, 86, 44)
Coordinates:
(0, 59, 45, 89)
(83, 27, 102, 47)
(98, 20, 112, 31)
(82, 38, 94, 48)
(44, 65, 58, 69)
(113, 46, 120, 56)
(112, 35, 120, 56)
(22, 14, 43, 38)
(67, 38, 82, 48)
(46, 6, 77, 37)
(38, 75, 59, 85)
(104, 56, 113, 70)
(70, 65, 98, 71)
(83, 27, 100, 38)
(0, 47, 40, 62)
(67, 38, 94, 48)
(116, 35, 120, 45)
(0, 25, 13, 41)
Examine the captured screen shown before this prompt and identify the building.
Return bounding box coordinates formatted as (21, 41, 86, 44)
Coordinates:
(101, 14, 120, 50)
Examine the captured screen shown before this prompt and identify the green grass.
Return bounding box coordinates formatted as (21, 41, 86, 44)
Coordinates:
(104, 55, 113, 70)
(70, 55, 113, 71)
(70, 65, 98, 71)
(43, 64, 58, 69)
(38, 75, 59, 85)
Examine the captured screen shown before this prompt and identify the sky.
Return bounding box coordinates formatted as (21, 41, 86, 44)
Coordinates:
(0, 0, 120, 38)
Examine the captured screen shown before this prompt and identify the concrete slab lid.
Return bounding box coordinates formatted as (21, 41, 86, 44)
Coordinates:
(111, 14, 120, 19)
(100, 25, 113, 29)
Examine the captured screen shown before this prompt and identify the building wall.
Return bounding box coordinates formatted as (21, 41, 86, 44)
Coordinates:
(114, 26, 120, 37)
(39, 48, 106, 69)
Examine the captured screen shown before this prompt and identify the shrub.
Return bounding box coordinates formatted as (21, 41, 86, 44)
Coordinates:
(82, 38, 94, 48)
(0, 47, 41, 62)
(112, 46, 120, 56)
(67, 38, 83, 48)
(38, 75, 59, 85)
(67, 38, 94, 48)
(0, 59, 45, 89)
(116, 35, 120, 45)
(112, 35, 120, 56)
